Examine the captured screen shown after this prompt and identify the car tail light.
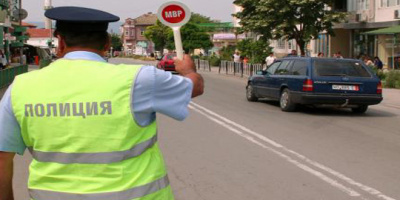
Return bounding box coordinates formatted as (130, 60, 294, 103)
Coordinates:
(377, 81, 382, 94)
(303, 79, 314, 92)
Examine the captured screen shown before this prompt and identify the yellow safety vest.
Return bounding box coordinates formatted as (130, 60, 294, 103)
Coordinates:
(11, 59, 174, 200)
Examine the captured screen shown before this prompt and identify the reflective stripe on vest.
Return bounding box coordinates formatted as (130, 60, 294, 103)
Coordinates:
(28, 134, 157, 164)
(29, 175, 170, 200)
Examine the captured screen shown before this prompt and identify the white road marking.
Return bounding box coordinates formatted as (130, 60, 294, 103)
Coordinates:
(189, 102, 396, 200)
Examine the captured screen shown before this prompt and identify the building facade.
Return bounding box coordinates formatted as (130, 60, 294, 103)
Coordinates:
(121, 12, 157, 56)
(26, 28, 58, 48)
(0, 0, 29, 64)
(310, 0, 400, 69)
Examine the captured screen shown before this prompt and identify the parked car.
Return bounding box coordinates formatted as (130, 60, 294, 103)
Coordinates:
(246, 57, 383, 113)
(157, 53, 177, 73)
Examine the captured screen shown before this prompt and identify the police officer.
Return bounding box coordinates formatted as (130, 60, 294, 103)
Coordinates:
(0, 6, 203, 200)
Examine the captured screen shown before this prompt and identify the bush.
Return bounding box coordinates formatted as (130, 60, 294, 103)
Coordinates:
(367, 66, 386, 80)
(209, 56, 221, 66)
(376, 70, 386, 80)
(385, 70, 400, 88)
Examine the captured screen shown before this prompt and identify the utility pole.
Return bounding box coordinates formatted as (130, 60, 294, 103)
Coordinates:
(19, 0, 23, 65)
(44, 0, 53, 29)
(44, 0, 54, 53)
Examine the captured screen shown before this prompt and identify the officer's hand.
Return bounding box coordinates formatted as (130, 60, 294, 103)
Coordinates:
(174, 54, 196, 76)
(174, 55, 204, 98)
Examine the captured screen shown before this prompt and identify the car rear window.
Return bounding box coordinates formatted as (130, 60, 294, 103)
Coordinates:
(167, 54, 177, 60)
(313, 60, 371, 77)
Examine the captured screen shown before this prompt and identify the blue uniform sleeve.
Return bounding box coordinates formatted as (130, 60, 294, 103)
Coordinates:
(0, 84, 26, 155)
(132, 66, 193, 127)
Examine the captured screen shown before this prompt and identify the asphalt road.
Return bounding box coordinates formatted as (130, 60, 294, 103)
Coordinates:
(11, 58, 400, 200)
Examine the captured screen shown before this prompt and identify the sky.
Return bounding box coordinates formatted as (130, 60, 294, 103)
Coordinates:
(22, 0, 235, 23)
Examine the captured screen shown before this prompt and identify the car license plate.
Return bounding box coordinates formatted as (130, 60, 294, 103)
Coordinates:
(332, 85, 359, 91)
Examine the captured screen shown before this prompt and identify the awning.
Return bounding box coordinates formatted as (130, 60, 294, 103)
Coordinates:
(364, 25, 400, 35)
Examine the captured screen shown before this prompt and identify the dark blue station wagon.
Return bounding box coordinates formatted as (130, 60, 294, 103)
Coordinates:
(246, 57, 383, 113)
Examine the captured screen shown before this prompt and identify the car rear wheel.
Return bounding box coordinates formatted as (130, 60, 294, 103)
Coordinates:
(280, 89, 297, 112)
(246, 84, 258, 102)
(352, 105, 368, 114)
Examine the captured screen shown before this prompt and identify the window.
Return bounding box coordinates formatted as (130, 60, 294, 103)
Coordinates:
(290, 61, 308, 76)
(275, 60, 292, 75)
(381, 0, 397, 7)
(356, 0, 369, 10)
(288, 40, 294, 50)
(267, 62, 280, 74)
(140, 28, 145, 36)
(313, 60, 371, 77)
(277, 39, 286, 49)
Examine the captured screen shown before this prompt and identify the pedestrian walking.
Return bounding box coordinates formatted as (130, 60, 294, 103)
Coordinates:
(0, 50, 6, 70)
(336, 51, 343, 59)
(0, 6, 204, 200)
(233, 51, 241, 62)
(364, 56, 374, 67)
(374, 56, 383, 70)
(265, 52, 276, 66)
(287, 49, 298, 57)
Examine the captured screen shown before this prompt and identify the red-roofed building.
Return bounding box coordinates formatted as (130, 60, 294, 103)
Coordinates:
(21, 22, 38, 29)
(26, 29, 58, 48)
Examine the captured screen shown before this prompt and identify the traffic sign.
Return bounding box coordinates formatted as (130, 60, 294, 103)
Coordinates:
(157, 1, 191, 60)
(157, 1, 191, 27)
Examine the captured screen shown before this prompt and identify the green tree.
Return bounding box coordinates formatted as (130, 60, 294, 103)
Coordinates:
(233, 0, 346, 55)
(144, 20, 170, 52)
(219, 45, 236, 61)
(111, 33, 123, 51)
(145, 13, 214, 54)
(237, 38, 272, 63)
(166, 23, 213, 54)
(190, 13, 215, 24)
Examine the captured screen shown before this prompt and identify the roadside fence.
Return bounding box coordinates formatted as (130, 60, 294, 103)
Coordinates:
(0, 65, 28, 88)
(194, 59, 211, 71)
(219, 60, 265, 77)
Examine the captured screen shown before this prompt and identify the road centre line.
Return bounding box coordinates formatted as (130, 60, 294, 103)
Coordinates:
(189, 102, 396, 200)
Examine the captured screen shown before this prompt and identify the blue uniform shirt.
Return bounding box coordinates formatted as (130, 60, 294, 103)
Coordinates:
(0, 51, 193, 155)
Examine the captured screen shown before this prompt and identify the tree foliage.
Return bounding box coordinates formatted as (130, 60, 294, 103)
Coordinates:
(111, 33, 123, 51)
(166, 23, 213, 53)
(237, 38, 272, 63)
(190, 13, 215, 24)
(145, 13, 214, 54)
(233, 0, 346, 55)
(219, 45, 236, 61)
(144, 20, 170, 52)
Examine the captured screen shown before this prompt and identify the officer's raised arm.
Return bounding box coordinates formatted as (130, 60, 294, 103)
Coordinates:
(174, 54, 204, 98)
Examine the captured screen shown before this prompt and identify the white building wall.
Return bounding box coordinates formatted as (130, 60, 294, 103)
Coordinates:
(375, 0, 400, 22)
(27, 37, 59, 48)
(233, 5, 243, 27)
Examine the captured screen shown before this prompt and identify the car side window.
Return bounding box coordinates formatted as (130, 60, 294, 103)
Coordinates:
(275, 60, 292, 75)
(290, 61, 308, 76)
(267, 62, 281, 75)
